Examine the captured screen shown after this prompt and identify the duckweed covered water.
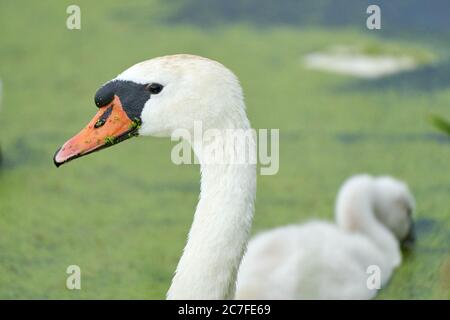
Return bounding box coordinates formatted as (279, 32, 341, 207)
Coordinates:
(0, 0, 448, 299)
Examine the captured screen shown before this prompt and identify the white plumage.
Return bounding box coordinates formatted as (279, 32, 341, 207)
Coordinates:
(236, 175, 415, 299)
(119, 55, 257, 299)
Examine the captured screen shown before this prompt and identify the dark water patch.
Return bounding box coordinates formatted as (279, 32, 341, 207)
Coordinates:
(161, 0, 450, 36)
(345, 60, 450, 94)
(280, 130, 302, 142)
(412, 218, 450, 255)
(415, 218, 439, 235)
(1, 137, 41, 170)
(0, 45, 29, 60)
(336, 132, 450, 145)
(337, 133, 367, 145)
(0, 132, 62, 170)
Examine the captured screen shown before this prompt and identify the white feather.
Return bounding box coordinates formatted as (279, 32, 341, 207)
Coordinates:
(236, 175, 415, 299)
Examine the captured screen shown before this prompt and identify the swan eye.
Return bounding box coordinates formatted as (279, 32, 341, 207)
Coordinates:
(146, 83, 163, 94)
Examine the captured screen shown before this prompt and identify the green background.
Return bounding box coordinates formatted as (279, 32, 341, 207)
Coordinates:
(0, 0, 448, 299)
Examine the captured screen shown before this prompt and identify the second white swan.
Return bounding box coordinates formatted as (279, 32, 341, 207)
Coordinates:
(236, 174, 415, 299)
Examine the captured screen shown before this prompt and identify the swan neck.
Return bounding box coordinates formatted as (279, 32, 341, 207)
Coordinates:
(336, 180, 401, 267)
(167, 127, 256, 299)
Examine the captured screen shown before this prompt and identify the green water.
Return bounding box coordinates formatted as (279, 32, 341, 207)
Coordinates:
(0, 1, 448, 299)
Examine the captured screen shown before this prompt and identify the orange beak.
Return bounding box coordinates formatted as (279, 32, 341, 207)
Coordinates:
(53, 95, 140, 167)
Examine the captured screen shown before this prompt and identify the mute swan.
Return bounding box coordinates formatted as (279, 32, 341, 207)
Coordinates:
(235, 174, 415, 300)
(54, 55, 256, 299)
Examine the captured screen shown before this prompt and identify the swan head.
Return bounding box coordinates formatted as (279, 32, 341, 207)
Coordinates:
(373, 176, 416, 249)
(54, 54, 246, 166)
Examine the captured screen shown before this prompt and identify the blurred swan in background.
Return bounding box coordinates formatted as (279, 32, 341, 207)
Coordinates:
(236, 174, 415, 299)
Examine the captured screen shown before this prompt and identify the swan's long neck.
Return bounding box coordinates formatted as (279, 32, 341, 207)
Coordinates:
(167, 120, 256, 299)
(335, 179, 401, 268)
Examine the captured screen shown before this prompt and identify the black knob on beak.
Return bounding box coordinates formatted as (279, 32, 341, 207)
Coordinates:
(95, 81, 117, 108)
